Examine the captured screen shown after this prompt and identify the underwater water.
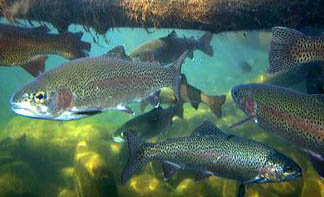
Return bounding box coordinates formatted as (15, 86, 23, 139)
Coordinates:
(0, 15, 323, 197)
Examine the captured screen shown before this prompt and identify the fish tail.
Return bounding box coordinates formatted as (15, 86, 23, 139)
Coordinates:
(121, 132, 152, 184)
(62, 31, 91, 59)
(201, 94, 226, 118)
(169, 51, 188, 102)
(268, 27, 305, 75)
(197, 32, 214, 56)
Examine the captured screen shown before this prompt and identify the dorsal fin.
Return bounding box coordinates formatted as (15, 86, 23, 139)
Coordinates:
(167, 30, 178, 38)
(104, 46, 131, 60)
(191, 119, 226, 136)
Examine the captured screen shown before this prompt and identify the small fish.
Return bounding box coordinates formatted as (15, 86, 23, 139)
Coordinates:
(230, 83, 324, 178)
(0, 24, 91, 76)
(141, 74, 226, 118)
(238, 60, 253, 73)
(130, 30, 214, 65)
(10, 46, 188, 120)
(268, 27, 324, 75)
(112, 105, 183, 143)
(121, 120, 302, 191)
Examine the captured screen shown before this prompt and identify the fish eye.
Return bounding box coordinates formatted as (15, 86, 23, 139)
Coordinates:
(284, 165, 293, 173)
(121, 131, 125, 137)
(34, 91, 46, 104)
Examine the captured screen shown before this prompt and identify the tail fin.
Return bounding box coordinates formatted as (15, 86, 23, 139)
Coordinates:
(268, 27, 305, 75)
(121, 132, 151, 184)
(201, 94, 226, 118)
(197, 32, 214, 56)
(169, 51, 188, 102)
(21, 55, 48, 77)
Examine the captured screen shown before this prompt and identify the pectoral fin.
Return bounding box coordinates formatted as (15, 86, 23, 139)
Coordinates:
(116, 104, 135, 115)
(228, 116, 254, 129)
(75, 110, 102, 116)
(194, 170, 213, 181)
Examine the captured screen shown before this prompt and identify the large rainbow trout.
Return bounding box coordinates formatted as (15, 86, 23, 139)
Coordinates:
(10, 46, 187, 120)
(231, 83, 324, 179)
(0, 23, 91, 76)
(122, 120, 302, 196)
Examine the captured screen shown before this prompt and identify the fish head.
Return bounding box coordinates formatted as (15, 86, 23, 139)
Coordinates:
(10, 79, 74, 120)
(112, 127, 129, 143)
(231, 84, 258, 117)
(258, 152, 302, 183)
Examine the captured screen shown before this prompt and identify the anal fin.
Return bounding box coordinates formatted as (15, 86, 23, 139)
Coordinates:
(162, 161, 180, 180)
(21, 55, 47, 77)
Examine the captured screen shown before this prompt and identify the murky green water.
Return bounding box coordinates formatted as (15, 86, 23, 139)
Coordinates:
(0, 16, 322, 197)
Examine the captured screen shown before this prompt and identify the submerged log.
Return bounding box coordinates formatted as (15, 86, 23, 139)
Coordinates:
(0, 0, 323, 34)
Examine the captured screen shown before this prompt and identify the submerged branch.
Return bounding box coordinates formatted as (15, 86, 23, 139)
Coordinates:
(1, 0, 323, 34)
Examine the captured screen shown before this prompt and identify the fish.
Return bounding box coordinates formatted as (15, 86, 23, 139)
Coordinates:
(268, 26, 324, 76)
(10, 46, 188, 120)
(129, 30, 214, 65)
(0, 24, 91, 77)
(141, 74, 226, 118)
(230, 83, 324, 179)
(121, 120, 302, 194)
(238, 60, 253, 73)
(112, 105, 183, 143)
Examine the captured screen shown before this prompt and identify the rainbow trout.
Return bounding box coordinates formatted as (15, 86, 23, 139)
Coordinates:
(141, 74, 226, 118)
(122, 120, 302, 196)
(112, 105, 183, 143)
(10, 46, 187, 120)
(268, 27, 324, 76)
(129, 31, 213, 65)
(0, 24, 91, 76)
(230, 83, 324, 178)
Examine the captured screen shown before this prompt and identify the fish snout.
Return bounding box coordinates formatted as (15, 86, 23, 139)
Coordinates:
(112, 129, 127, 143)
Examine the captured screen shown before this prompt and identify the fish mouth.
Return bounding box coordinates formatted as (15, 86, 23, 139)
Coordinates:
(112, 135, 126, 143)
(11, 103, 40, 118)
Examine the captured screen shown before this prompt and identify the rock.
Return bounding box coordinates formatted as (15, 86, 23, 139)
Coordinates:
(73, 141, 117, 197)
